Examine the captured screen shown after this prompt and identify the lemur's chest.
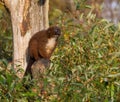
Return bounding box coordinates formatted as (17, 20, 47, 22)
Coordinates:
(45, 38, 57, 54)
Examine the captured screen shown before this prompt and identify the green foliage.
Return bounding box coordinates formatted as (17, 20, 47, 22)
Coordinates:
(0, 59, 41, 102)
(0, 3, 12, 60)
(43, 13, 120, 101)
(1, 0, 120, 101)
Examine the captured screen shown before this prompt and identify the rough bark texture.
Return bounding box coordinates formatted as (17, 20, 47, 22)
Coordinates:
(3, 0, 49, 78)
(31, 58, 50, 93)
(31, 59, 50, 79)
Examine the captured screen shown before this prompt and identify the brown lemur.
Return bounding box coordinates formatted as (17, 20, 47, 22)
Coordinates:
(25, 26, 61, 75)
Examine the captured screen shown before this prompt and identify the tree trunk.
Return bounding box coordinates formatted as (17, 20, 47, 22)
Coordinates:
(3, 0, 49, 78)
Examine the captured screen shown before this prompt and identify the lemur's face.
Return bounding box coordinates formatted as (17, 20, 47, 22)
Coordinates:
(47, 26, 61, 38)
(54, 26, 61, 36)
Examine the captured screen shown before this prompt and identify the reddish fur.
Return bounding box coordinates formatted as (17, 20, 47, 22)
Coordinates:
(25, 26, 61, 75)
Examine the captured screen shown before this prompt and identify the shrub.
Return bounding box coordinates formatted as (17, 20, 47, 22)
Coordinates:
(1, 1, 120, 102)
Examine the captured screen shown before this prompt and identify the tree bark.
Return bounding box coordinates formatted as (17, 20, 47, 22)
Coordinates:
(3, 0, 49, 78)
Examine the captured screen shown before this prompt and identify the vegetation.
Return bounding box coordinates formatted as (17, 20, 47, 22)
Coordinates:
(1, 0, 120, 102)
(0, 3, 12, 61)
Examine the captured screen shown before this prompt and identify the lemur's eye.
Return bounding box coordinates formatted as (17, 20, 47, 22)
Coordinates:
(54, 29, 58, 33)
(54, 28, 61, 35)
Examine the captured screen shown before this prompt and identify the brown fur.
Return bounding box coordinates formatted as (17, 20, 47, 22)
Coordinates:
(25, 26, 61, 75)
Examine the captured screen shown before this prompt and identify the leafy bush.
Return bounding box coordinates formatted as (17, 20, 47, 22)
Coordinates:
(1, 0, 120, 102)
(0, 59, 41, 102)
(43, 12, 120, 101)
(0, 3, 12, 60)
